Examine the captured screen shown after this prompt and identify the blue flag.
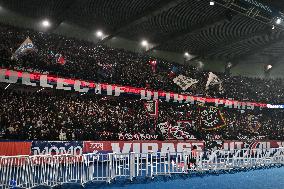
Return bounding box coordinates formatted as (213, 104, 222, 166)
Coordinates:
(12, 37, 36, 60)
(171, 66, 179, 73)
(169, 66, 179, 78)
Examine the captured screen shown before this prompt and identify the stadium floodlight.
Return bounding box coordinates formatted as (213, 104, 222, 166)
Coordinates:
(42, 19, 50, 27)
(184, 52, 189, 57)
(267, 65, 272, 70)
(141, 40, 148, 47)
(210, 0, 215, 5)
(276, 18, 282, 25)
(96, 30, 103, 38)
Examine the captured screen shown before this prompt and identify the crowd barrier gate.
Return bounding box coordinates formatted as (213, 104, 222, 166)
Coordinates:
(0, 148, 284, 188)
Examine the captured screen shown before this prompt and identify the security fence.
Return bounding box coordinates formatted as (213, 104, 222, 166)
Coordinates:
(0, 148, 284, 188)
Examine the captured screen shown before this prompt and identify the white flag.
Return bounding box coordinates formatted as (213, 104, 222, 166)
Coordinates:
(157, 121, 195, 140)
(173, 75, 198, 91)
(205, 72, 223, 91)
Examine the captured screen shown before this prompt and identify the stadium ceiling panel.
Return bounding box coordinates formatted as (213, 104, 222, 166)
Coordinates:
(118, 0, 227, 43)
(1, 0, 284, 61)
(155, 14, 266, 53)
(259, 0, 284, 11)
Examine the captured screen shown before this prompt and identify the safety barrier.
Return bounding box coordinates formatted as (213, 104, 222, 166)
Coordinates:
(0, 148, 284, 188)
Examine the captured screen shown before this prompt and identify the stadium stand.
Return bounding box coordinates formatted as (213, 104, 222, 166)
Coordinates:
(1, 0, 284, 188)
(0, 87, 283, 141)
(0, 23, 283, 143)
(1, 24, 284, 104)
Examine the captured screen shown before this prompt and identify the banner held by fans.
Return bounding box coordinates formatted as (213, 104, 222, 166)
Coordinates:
(173, 75, 198, 91)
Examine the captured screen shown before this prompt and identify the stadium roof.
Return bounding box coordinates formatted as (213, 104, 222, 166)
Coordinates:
(1, 0, 284, 61)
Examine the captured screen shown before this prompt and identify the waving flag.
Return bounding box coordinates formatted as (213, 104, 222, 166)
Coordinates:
(205, 72, 223, 91)
(173, 75, 198, 91)
(149, 60, 158, 73)
(12, 37, 36, 60)
(168, 66, 179, 78)
(56, 54, 66, 65)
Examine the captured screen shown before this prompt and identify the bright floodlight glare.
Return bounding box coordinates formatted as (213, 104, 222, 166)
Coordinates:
(42, 20, 50, 27)
(267, 65, 272, 70)
(141, 40, 148, 47)
(210, 1, 215, 5)
(184, 52, 189, 57)
(276, 18, 282, 25)
(96, 30, 103, 37)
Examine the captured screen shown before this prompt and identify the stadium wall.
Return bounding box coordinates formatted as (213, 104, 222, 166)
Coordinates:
(0, 141, 283, 156)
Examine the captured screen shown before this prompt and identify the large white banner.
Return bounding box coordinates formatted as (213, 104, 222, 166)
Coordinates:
(173, 75, 198, 91)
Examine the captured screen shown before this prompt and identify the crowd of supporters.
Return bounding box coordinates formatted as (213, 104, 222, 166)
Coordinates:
(0, 90, 156, 141)
(0, 23, 284, 142)
(0, 23, 284, 104)
(0, 89, 283, 141)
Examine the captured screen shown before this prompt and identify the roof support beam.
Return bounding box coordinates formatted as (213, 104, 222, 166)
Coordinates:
(189, 30, 281, 62)
(100, 0, 185, 44)
(230, 31, 284, 61)
(48, 1, 79, 32)
(198, 27, 273, 58)
(147, 15, 227, 52)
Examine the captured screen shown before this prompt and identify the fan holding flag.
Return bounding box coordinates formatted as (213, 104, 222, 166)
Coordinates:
(12, 37, 37, 60)
(148, 59, 158, 73)
(55, 53, 66, 65)
(168, 66, 179, 78)
(205, 72, 224, 92)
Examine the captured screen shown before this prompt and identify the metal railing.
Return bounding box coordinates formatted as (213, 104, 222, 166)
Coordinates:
(0, 148, 284, 188)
